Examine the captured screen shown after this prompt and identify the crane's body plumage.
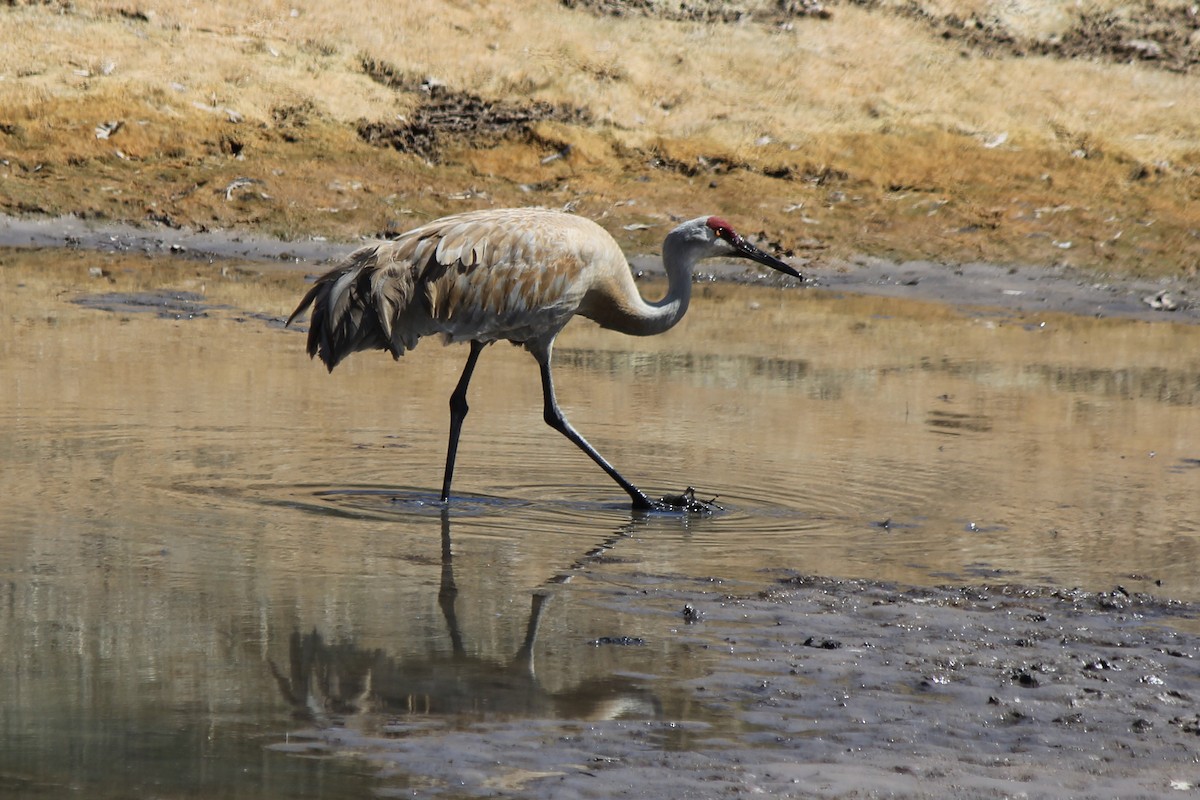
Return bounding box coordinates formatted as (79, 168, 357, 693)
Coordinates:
(288, 207, 799, 510)
(291, 208, 678, 370)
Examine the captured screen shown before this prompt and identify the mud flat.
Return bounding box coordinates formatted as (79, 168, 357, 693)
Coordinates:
(280, 571, 1200, 799)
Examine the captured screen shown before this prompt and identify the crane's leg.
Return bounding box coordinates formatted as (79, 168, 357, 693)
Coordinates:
(441, 340, 485, 503)
(536, 352, 656, 511)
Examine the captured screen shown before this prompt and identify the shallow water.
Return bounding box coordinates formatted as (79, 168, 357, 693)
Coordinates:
(2, 248, 1198, 797)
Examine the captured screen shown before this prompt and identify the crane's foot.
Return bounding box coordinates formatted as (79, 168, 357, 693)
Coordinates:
(658, 486, 724, 513)
(633, 487, 724, 514)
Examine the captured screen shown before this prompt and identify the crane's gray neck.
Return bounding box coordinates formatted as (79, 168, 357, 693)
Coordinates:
(654, 232, 697, 324)
(579, 225, 698, 337)
(620, 233, 696, 336)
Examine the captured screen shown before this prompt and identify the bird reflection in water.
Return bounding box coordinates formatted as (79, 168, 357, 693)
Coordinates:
(268, 509, 661, 727)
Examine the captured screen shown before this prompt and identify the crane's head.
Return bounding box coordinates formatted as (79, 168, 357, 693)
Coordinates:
(668, 216, 802, 280)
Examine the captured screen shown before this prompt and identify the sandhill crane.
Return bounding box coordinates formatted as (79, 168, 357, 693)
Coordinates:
(287, 207, 800, 511)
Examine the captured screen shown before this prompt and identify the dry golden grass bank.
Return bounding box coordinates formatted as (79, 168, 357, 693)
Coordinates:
(1, 0, 1198, 275)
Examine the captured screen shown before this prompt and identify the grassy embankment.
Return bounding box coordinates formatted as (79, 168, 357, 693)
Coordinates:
(1, 0, 1197, 276)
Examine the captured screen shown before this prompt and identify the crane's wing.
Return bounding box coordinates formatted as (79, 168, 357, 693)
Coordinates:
(287, 208, 618, 371)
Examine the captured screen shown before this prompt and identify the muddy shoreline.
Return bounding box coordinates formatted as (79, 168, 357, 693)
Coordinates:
(281, 571, 1200, 799)
(3, 212, 1196, 323)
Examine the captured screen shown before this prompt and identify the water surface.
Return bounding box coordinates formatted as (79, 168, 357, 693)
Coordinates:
(2, 248, 1198, 796)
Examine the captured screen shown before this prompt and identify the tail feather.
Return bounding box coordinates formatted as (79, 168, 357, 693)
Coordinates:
(286, 245, 415, 372)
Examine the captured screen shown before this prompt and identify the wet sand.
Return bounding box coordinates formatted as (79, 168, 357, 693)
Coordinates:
(297, 572, 1200, 799)
(3, 217, 1200, 798)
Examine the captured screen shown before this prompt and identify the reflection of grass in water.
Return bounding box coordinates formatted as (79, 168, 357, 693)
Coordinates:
(0, 0, 1198, 275)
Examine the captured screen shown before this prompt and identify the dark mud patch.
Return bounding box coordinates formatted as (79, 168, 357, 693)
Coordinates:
(358, 59, 592, 163)
(0, 214, 347, 264)
(805, 255, 1199, 322)
(853, 0, 1200, 74)
(563, 0, 1200, 74)
(647, 145, 848, 190)
(561, 0, 830, 23)
(72, 290, 212, 319)
(273, 571, 1200, 798)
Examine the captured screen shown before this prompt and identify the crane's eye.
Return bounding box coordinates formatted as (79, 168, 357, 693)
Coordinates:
(705, 216, 736, 241)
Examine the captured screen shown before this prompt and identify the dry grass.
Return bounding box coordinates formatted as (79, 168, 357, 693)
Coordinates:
(0, 0, 1197, 275)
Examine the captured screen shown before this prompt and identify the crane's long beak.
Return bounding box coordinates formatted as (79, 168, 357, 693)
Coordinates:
(731, 235, 803, 280)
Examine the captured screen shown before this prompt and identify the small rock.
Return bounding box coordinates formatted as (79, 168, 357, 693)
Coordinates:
(589, 636, 646, 647)
(982, 131, 1008, 149)
(804, 636, 842, 650)
(94, 120, 122, 140)
(1144, 290, 1179, 311)
(1125, 39, 1163, 60)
